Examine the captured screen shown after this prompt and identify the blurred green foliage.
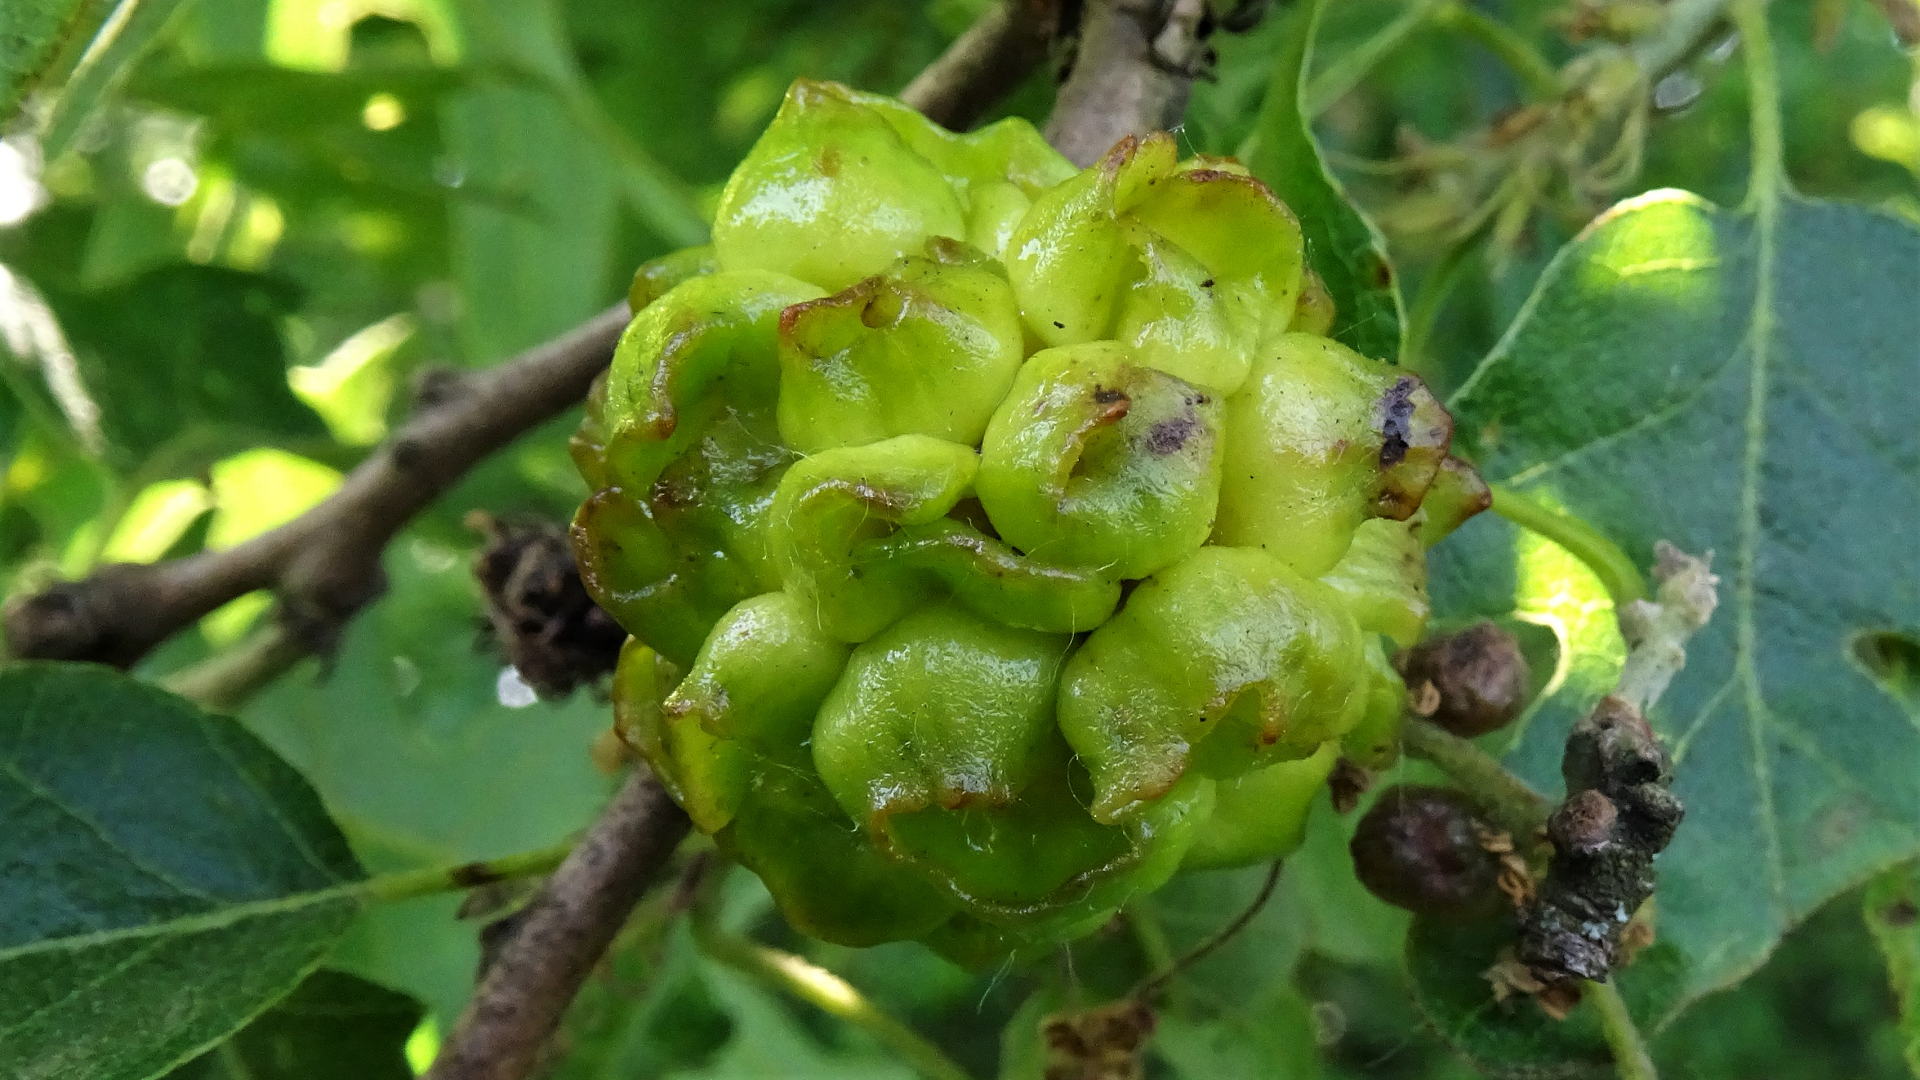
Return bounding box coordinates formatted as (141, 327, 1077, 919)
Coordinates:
(0, 0, 1916, 1076)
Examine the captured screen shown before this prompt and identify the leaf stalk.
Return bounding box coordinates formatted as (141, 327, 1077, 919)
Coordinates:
(1490, 484, 1649, 606)
(1731, 0, 1786, 202)
(1401, 717, 1554, 840)
(1589, 977, 1660, 1080)
(359, 839, 578, 905)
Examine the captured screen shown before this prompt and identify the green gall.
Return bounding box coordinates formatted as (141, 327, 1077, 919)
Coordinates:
(575, 79, 1486, 957)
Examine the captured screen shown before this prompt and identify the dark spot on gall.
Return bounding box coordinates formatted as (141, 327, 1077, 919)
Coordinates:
(1398, 621, 1531, 738)
(1145, 414, 1201, 455)
(1376, 376, 1418, 467)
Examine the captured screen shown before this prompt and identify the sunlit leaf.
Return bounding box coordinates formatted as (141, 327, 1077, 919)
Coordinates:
(287, 312, 414, 445)
(675, 959, 916, 1080)
(205, 447, 341, 549)
(101, 477, 210, 562)
(1435, 188, 1920, 1031)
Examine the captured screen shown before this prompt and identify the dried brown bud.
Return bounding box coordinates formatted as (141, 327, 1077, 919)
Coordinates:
(470, 512, 626, 698)
(1329, 757, 1374, 814)
(1399, 621, 1532, 737)
(1350, 785, 1505, 919)
(1042, 999, 1156, 1080)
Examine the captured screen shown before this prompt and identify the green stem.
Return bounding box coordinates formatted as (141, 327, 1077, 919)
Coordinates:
(1132, 860, 1284, 1003)
(1433, 3, 1564, 100)
(690, 893, 974, 1080)
(1402, 718, 1553, 840)
(1125, 897, 1178, 975)
(1305, 0, 1447, 116)
(163, 622, 308, 713)
(1589, 978, 1660, 1080)
(359, 840, 576, 904)
(1730, 0, 1785, 203)
(1490, 484, 1649, 606)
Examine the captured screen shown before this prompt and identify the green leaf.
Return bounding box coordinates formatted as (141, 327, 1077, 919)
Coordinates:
(1866, 864, 1920, 1078)
(441, 83, 620, 363)
(452, 0, 705, 250)
(679, 958, 917, 1080)
(204, 448, 342, 550)
(1436, 188, 1920, 1024)
(100, 478, 212, 563)
(610, 904, 919, 1080)
(439, 0, 624, 364)
(546, 921, 735, 1080)
(0, 420, 112, 579)
(0, 0, 106, 119)
(38, 0, 201, 159)
(0, 662, 366, 1080)
(1652, 885, 1912, 1077)
(995, 984, 1064, 1080)
(1404, 915, 1611, 1080)
(1277, 789, 1411, 968)
(1406, 909, 1695, 1080)
(163, 969, 423, 1080)
(1146, 864, 1306, 1006)
(1241, 0, 1404, 363)
(55, 265, 329, 459)
(1153, 985, 1323, 1080)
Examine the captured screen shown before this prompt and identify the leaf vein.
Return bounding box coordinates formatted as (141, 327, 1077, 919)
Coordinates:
(1669, 674, 1737, 767)
(0, 761, 224, 906)
(1738, 181, 1789, 920)
(1501, 344, 1743, 487)
(188, 710, 348, 886)
(0, 882, 363, 966)
(1775, 359, 1920, 503)
(0, 935, 170, 1042)
(1764, 710, 1920, 846)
